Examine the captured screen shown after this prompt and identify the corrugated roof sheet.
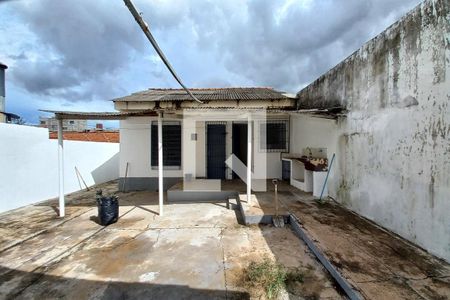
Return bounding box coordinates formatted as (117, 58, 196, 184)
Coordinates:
(113, 87, 293, 102)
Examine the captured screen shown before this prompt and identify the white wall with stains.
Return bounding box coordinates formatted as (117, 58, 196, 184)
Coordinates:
(296, 0, 450, 261)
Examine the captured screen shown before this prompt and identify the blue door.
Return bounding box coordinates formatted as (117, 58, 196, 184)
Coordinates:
(207, 124, 226, 179)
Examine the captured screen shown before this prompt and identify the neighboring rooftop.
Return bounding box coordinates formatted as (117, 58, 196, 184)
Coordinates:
(113, 87, 293, 102)
(49, 131, 119, 143)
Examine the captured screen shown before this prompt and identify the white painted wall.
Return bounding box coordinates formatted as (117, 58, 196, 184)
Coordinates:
(0, 123, 119, 213)
(119, 117, 182, 179)
(290, 115, 340, 197)
(120, 116, 285, 182)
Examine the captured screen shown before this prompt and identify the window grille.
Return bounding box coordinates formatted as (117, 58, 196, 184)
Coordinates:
(259, 120, 289, 152)
(151, 121, 181, 168)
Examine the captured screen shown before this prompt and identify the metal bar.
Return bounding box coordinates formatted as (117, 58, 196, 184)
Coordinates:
(74, 167, 82, 190)
(246, 114, 252, 205)
(158, 112, 164, 216)
(122, 162, 129, 192)
(289, 215, 362, 300)
(319, 153, 336, 200)
(57, 119, 65, 217)
(75, 166, 89, 191)
(122, 0, 202, 104)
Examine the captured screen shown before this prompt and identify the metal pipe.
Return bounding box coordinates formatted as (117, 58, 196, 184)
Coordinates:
(122, 0, 202, 104)
(0, 63, 7, 123)
(273, 179, 279, 215)
(319, 153, 336, 201)
(122, 162, 129, 192)
(75, 166, 89, 191)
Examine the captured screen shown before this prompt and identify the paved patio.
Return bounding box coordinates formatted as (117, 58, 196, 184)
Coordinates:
(0, 180, 341, 300)
(2, 180, 449, 299)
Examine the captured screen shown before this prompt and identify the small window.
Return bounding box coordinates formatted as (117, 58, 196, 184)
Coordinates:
(151, 121, 181, 168)
(260, 120, 289, 152)
(40, 121, 45, 125)
(69, 120, 75, 124)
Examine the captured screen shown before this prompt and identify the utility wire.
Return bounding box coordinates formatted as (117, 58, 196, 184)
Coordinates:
(123, 0, 202, 104)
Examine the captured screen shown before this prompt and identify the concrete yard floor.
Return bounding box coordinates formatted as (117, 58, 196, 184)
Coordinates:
(279, 188, 450, 300)
(0, 181, 342, 300)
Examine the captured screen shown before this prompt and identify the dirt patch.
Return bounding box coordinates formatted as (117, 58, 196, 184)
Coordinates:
(283, 195, 450, 299)
(224, 225, 343, 299)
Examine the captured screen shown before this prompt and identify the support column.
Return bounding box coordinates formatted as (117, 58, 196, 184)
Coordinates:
(57, 118, 65, 217)
(158, 112, 164, 216)
(247, 114, 252, 205)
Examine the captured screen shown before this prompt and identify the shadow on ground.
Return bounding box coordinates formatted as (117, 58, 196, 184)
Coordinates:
(3, 179, 448, 299)
(0, 266, 249, 300)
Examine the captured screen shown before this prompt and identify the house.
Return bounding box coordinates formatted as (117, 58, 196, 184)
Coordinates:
(112, 87, 322, 193)
(45, 0, 449, 263)
(39, 116, 87, 132)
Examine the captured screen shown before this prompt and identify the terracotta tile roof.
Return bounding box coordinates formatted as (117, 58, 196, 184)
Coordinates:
(113, 87, 294, 102)
(49, 131, 119, 143)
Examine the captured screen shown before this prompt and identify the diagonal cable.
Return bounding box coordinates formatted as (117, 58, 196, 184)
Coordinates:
(123, 0, 202, 103)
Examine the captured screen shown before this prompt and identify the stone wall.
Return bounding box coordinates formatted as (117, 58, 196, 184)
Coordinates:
(296, 0, 450, 261)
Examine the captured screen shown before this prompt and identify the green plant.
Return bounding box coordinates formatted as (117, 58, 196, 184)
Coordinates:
(285, 269, 304, 284)
(245, 258, 287, 299)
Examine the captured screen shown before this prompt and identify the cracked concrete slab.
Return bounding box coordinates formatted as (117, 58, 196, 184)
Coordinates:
(3, 179, 448, 299)
(0, 180, 343, 299)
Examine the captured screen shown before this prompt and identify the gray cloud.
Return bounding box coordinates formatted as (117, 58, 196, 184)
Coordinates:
(13, 60, 79, 93)
(9, 0, 150, 101)
(206, 0, 423, 91)
(5, 0, 423, 102)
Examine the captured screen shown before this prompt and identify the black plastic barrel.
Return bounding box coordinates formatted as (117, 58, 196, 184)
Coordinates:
(96, 190, 119, 226)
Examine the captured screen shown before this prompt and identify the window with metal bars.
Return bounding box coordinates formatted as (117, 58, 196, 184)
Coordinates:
(151, 121, 181, 168)
(260, 120, 289, 152)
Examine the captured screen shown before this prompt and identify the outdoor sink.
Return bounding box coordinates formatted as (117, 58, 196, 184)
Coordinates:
(296, 156, 328, 172)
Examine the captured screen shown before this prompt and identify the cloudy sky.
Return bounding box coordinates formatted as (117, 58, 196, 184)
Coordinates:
(0, 0, 422, 126)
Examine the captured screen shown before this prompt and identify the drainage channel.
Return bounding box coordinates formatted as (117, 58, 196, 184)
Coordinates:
(237, 198, 362, 300)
